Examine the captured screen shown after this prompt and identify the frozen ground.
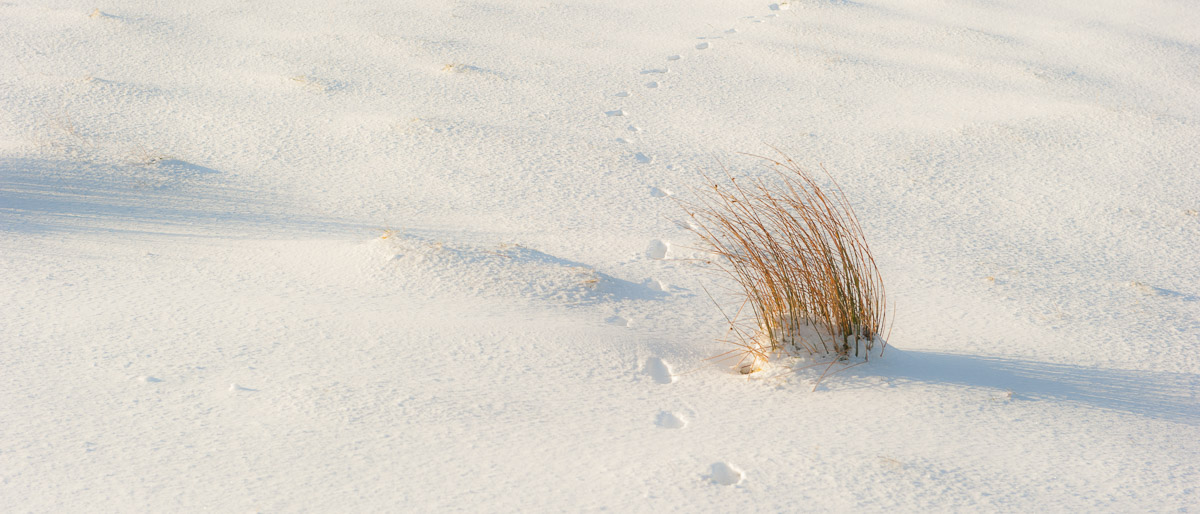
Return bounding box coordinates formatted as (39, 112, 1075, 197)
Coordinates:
(2, 0, 1198, 511)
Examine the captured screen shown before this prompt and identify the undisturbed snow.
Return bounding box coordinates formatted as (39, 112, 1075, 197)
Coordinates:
(2, 0, 1198, 511)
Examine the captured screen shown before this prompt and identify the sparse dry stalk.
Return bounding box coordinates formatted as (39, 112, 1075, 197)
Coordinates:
(682, 152, 887, 370)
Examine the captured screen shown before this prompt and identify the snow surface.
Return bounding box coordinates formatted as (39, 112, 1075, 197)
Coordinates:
(2, 0, 1199, 511)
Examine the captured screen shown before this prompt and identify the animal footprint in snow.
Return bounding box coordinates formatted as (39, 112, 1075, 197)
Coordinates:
(649, 186, 672, 198)
(605, 109, 627, 117)
(656, 411, 687, 429)
(645, 81, 659, 89)
(646, 239, 669, 260)
(645, 357, 675, 384)
(615, 91, 630, 97)
(667, 55, 681, 61)
(628, 125, 642, 132)
(695, 42, 710, 50)
(641, 68, 669, 75)
(635, 152, 653, 164)
(707, 462, 745, 486)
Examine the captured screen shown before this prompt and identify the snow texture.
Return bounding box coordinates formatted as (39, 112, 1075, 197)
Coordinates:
(2, 0, 1198, 511)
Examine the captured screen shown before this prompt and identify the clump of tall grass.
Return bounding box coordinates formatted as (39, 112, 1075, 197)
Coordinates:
(681, 152, 888, 373)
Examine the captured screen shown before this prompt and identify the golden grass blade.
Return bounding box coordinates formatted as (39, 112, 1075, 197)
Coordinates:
(678, 152, 888, 372)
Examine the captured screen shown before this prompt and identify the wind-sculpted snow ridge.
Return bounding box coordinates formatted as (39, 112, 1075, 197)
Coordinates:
(0, 157, 359, 236)
(372, 232, 666, 306)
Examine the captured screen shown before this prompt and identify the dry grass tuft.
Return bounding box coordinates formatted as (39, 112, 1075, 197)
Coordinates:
(680, 152, 888, 373)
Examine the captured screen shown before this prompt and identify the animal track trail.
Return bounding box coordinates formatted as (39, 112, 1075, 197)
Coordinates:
(597, 2, 790, 255)
(596, 5, 786, 479)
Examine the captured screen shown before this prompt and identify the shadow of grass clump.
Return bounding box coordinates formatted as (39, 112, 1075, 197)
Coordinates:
(680, 152, 888, 373)
(857, 349, 1200, 425)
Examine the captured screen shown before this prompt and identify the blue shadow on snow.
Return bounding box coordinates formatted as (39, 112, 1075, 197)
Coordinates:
(857, 349, 1200, 425)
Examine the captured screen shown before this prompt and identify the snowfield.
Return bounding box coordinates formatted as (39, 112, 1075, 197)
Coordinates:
(2, 0, 1198, 511)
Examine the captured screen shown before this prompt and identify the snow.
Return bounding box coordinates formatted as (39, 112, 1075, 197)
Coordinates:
(2, 0, 1198, 511)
